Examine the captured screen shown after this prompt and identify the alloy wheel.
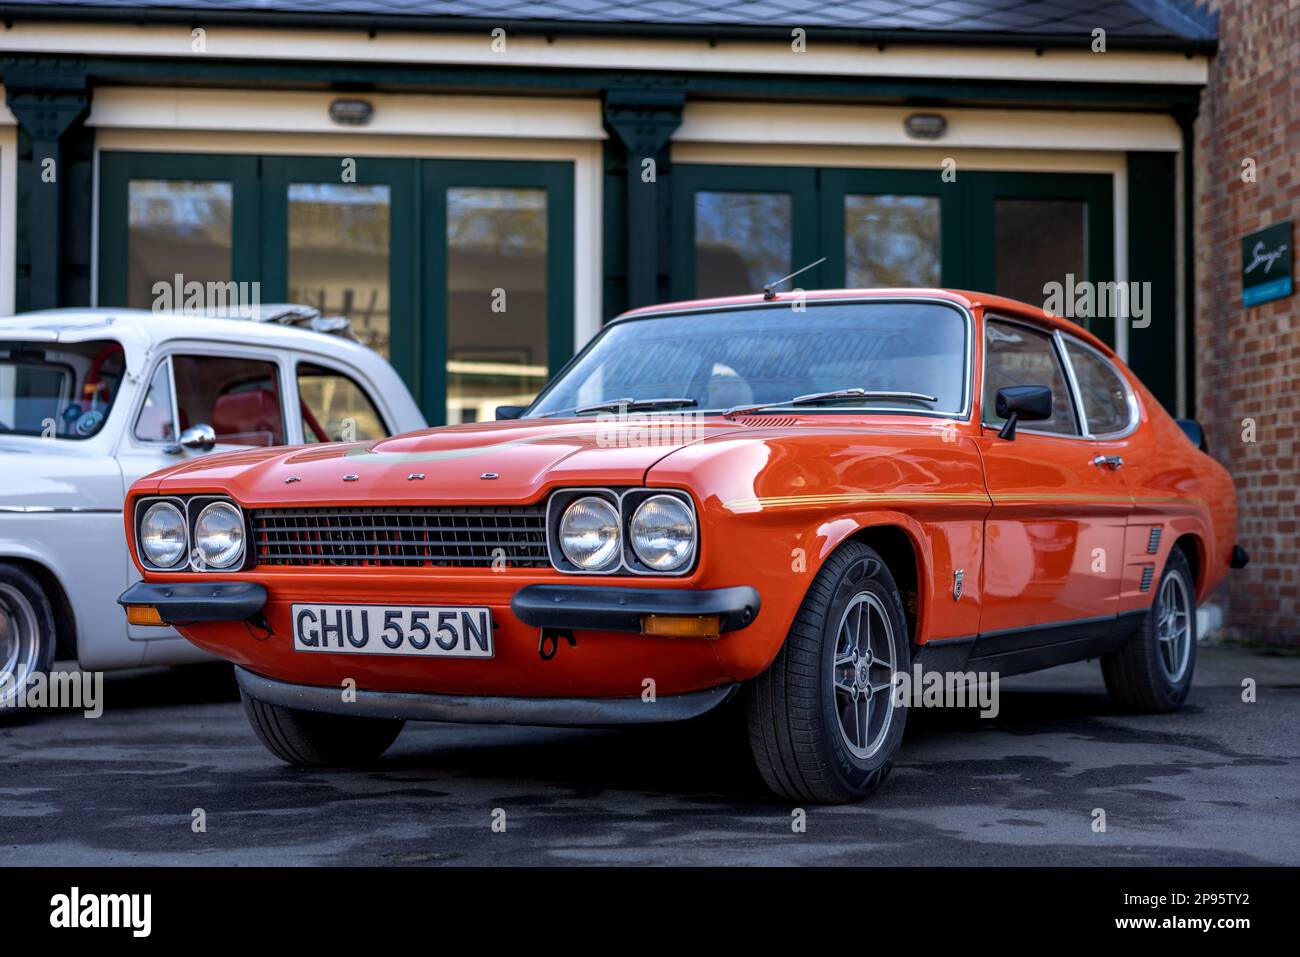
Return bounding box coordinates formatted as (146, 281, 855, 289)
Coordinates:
(831, 590, 898, 759)
(1155, 572, 1192, 683)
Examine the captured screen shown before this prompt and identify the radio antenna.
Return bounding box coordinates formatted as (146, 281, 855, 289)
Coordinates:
(763, 257, 827, 300)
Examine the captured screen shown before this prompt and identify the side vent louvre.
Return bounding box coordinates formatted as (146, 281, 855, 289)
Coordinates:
(1140, 565, 1155, 592)
(1147, 527, 1162, 554)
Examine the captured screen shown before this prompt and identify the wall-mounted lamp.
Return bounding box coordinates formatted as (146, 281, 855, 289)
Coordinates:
(329, 98, 374, 126)
(903, 113, 948, 140)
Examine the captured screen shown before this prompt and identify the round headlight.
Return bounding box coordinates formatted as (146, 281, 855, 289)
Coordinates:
(193, 501, 245, 569)
(558, 496, 621, 570)
(140, 501, 187, 568)
(630, 494, 696, 571)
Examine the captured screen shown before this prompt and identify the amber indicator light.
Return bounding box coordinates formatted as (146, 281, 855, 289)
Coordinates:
(640, 614, 721, 639)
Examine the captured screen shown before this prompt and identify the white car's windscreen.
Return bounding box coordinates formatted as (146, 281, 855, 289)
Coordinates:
(0, 339, 126, 439)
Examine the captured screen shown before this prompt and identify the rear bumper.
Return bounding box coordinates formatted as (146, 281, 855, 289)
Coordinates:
(235, 666, 739, 727)
(119, 581, 267, 624)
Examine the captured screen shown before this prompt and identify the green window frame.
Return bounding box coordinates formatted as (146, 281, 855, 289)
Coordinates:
(968, 171, 1115, 345)
(421, 160, 574, 424)
(96, 152, 575, 425)
(668, 164, 1114, 347)
(818, 167, 969, 289)
(98, 152, 261, 308)
(670, 164, 820, 300)
(258, 155, 418, 391)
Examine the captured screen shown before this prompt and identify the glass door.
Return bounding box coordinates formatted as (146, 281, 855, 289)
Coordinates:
(98, 152, 260, 309)
(968, 172, 1114, 344)
(671, 165, 819, 300)
(422, 160, 574, 425)
(259, 156, 417, 385)
(818, 168, 966, 289)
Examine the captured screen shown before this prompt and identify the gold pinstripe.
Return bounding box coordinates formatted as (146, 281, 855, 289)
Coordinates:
(723, 491, 1196, 511)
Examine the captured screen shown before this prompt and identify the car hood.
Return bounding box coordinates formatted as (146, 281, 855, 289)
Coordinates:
(141, 418, 752, 505)
(0, 440, 125, 510)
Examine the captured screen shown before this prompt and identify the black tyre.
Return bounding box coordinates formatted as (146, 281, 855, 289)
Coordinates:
(241, 691, 404, 766)
(1102, 547, 1197, 713)
(746, 541, 910, 804)
(0, 562, 57, 718)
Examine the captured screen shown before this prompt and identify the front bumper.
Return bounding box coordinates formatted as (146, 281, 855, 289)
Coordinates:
(510, 583, 760, 633)
(119, 581, 267, 624)
(120, 580, 761, 634)
(121, 577, 765, 698)
(236, 666, 739, 726)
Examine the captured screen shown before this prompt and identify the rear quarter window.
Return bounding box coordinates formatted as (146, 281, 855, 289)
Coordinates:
(1064, 339, 1134, 436)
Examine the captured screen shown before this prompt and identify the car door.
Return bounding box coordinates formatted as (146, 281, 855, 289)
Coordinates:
(975, 317, 1131, 636)
(1057, 335, 1154, 617)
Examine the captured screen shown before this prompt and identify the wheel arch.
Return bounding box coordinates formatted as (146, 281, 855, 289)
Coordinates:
(0, 555, 77, 659)
(844, 524, 921, 645)
(1170, 532, 1204, 600)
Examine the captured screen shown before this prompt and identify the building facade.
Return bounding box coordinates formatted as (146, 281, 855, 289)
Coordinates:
(1194, 0, 1298, 644)
(0, 1, 1292, 641)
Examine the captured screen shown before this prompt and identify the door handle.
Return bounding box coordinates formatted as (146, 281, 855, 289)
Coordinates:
(1091, 455, 1124, 470)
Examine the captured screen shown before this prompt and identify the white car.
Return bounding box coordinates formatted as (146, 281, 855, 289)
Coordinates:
(0, 307, 425, 704)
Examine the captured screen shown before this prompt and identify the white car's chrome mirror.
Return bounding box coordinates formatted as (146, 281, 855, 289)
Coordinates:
(179, 424, 216, 452)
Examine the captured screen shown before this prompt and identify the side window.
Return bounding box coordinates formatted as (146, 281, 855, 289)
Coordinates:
(982, 319, 1078, 435)
(1064, 340, 1133, 436)
(134, 359, 176, 442)
(297, 363, 388, 443)
(172, 355, 284, 447)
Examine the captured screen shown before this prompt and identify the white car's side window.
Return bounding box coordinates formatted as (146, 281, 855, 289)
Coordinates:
(134, 359, 176, 443)
(296, 362, 390, 443)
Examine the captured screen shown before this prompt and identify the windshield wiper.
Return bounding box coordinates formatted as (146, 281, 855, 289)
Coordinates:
(723, 389, 939, 418)
(540, 397, 699, 418)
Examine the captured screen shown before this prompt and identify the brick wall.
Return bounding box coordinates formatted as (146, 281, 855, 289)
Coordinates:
(1194, 0, 1300, 644)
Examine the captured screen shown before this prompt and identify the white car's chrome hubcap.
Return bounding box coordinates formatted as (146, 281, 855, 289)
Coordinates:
(0, 584, 40, 707)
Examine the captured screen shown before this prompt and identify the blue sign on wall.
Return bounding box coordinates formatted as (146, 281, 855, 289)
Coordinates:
(1242, 221, 1292, 307)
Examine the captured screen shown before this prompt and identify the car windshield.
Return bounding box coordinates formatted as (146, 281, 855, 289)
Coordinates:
(0, 339, 126, 439)
(527, 301, 969, 418)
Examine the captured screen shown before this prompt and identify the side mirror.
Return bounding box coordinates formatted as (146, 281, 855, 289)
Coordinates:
(995, 385, 1052, 441)
(178, 423, 217, 452)
(495, 405, 526, 421)
(1176, 418, 1208, 452)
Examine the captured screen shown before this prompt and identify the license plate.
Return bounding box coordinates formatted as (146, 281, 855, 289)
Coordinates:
(291, 604, 494, 658)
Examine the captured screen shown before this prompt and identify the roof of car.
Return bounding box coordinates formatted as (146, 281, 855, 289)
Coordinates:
(618, 287, 1116, 358)
(0, 307, 379, 359)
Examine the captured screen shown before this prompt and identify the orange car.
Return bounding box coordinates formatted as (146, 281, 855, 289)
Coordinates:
(119, 289, 1245, 803)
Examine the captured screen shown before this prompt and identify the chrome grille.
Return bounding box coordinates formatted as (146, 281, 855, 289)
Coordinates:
(251, 505, 549, 568)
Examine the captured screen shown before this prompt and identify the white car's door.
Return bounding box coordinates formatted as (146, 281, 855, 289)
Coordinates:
(117, 345, 293, 644)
